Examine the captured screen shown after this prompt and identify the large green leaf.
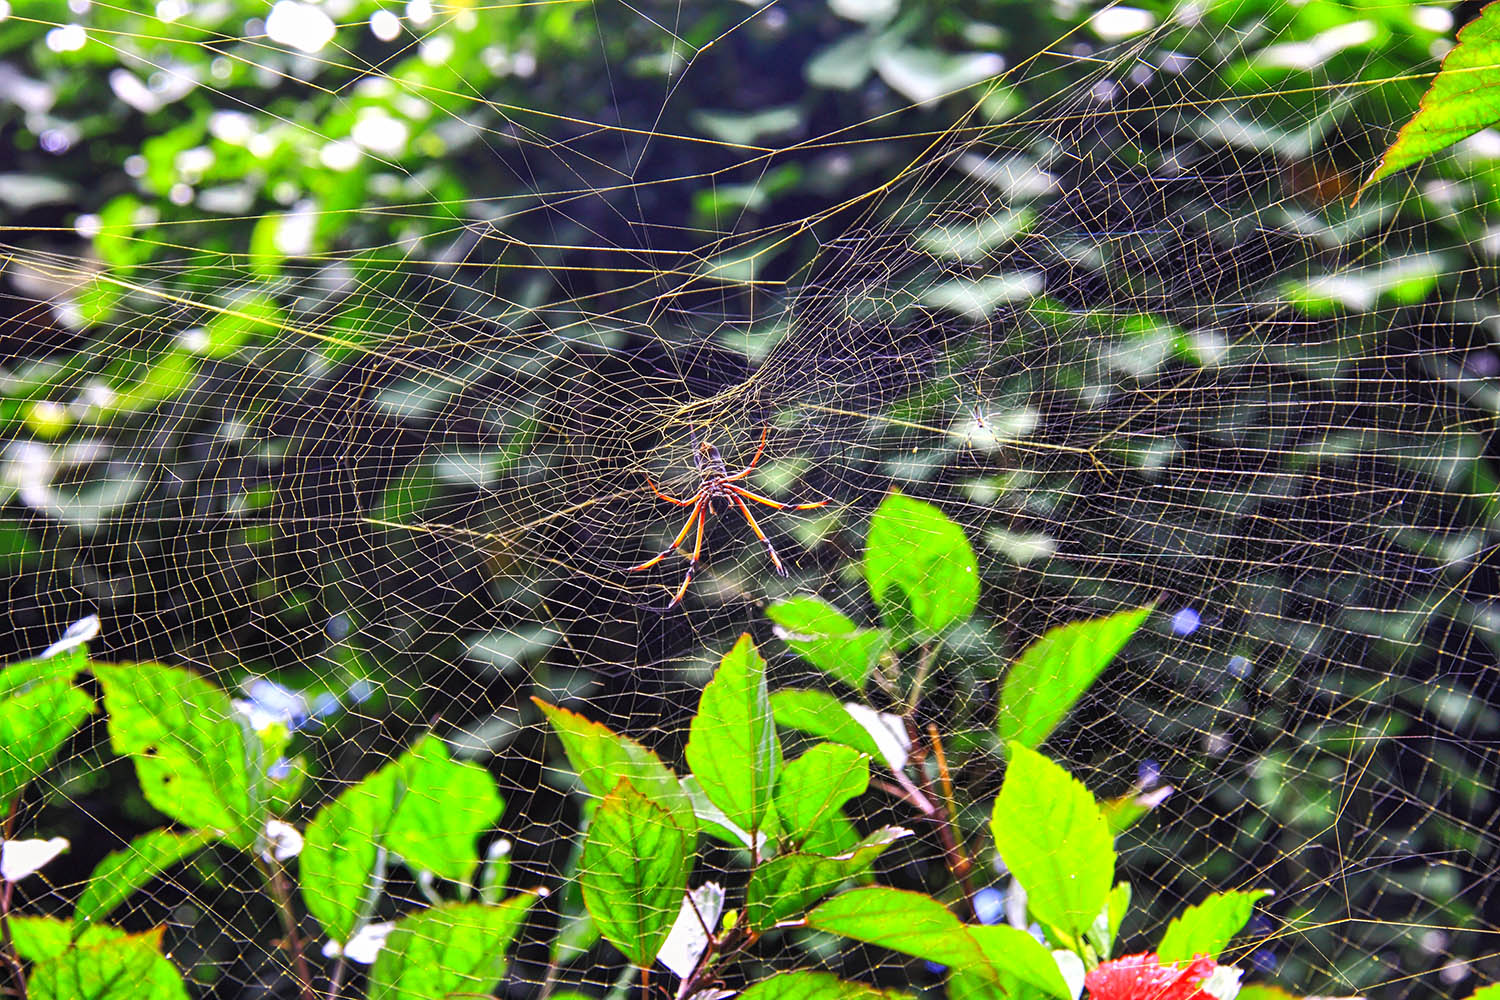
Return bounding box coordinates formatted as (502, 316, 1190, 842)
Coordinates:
(533, 697, 694, 824)
(770, 690, 882, 759)
(969, 925, 1076, 1000)
(998, 607, 1152, 751)
(302, 764, 397, 944)
(774, 743, 870, 844)
(0, 676, 93, 810)
(384, 735, 504, 883)
(738, 971, 911, 1000)
(807, 887, 990, 972)
(73, 830, 214, 932)
(767, 596, 887, 690)
(580, 779, 694, 967)
(368, 894, 540, 1000)
(684, 634, 781, 837)
(1156, 889, 1273, 963)
(93, 663, 257, 847)
(864, 492, 978, 640)
(26, 925, 189, 1000)
(990, 744, 1115, 941)
(808, 887, 1072, 1000)
(1360, 3, 1500, 195)
(302, 735, 505, 942)
(744, 827, 909, 930)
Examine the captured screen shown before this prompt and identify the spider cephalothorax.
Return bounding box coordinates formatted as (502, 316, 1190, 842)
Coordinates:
(631, 427, 829, 608)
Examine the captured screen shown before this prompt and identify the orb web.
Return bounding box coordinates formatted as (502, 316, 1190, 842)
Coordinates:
(0, 1, 1495, 999)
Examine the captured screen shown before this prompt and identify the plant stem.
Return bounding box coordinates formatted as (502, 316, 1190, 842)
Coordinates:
(0, 807, 27, 1000)
(257, 855, 316, 1000)
(926, 725, 979, 921)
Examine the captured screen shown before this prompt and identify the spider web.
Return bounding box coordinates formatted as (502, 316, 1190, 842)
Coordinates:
(1, 0, 1497, 998)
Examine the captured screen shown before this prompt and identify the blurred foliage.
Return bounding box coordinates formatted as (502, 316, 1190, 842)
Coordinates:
(4, 0, 1500, 997)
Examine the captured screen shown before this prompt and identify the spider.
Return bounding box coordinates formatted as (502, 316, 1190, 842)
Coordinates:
(631, 427, 829, 608)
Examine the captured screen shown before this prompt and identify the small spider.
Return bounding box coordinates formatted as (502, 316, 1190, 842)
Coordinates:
(631, 427, 829, 608)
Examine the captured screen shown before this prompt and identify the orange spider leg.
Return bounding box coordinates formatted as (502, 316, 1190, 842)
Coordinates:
(724, 426, 770, 483)
(632, 496, 705, 571)
(730, 492, 787, 577)
(668, 504, 708, 608)
(643, 474, 697, 507)
(726, 482, 830, 511)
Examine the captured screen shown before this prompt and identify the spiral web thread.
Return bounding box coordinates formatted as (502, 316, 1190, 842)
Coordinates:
(2, 1, 1497, 998)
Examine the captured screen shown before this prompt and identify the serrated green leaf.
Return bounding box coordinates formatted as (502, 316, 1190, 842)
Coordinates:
(767, 597, 887, 690)
(368, 893, 539, 1000)
(1360, 3, 1500, 195)
(685, 634, 781, 836)
(73, 830, 214, 932)
(864, 492, 978, 640)
(0, 646, 88, 701)
(385, 735, 504, 883)
(738, 971, 911, 1000)
(302, 764, 397, 943)
(533, 698, 694, 824)
(991, 744, 1115, 941)
(581, 779, 694, 967)
(998, 607, 1152, 751)
(93, 663, 257, 847)
(770, 690, 881, 759)
(302, 735, 505, 942)
(807, 887, 989, 972)
(970, 924, 1075, 1000)
(28, 926, 189, 1000)
(745, 827, 909, 930)
(0, 677, 93, 809)
(774, 743, 869, 845)
(1156, 889, 1272, 963)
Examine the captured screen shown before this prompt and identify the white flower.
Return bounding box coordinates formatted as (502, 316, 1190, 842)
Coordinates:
(322, 921, 395, 964)
(42, 615, 99, 658)
(2, 837, 69, 881)
(1202, 965, 1244, 1000)
(260, 820, 303, 862)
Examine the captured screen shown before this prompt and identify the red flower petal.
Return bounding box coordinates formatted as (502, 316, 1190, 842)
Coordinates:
(1085, 953, 1217, 1000)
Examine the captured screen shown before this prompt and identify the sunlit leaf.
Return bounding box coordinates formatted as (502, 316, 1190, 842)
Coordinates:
(73, 830, 214, 932)
(998, 607, 1152, 751)
(685, 634, 781, 836)
(865, 492, 979, 640)
(991, 744, 1115, 941)
(1156, 889, 1273, 963)
(580, 779, 694, 967)
(368, 894, 540, 1000)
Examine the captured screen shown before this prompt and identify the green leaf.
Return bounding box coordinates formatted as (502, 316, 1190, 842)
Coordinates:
(998, 607, 1152, 751)
(745, 827, 909, 930)
(580, 779, 694, 967)
(807, 887, 990, 973)
(864, 492, 978, 639)
(770, 690, 881, 759)
(774, 743, 869, 844)
(685, 634, 781, 836)
(1359, 3, 1500, 196)
(93, 663, 257, 847)
(1087, 881, 1131, 960)
(970, 924, 1075, 1000)
(738, 971, 911, 1000)
(0, 646, 88, 700)
(73, 830, 214, 932)
(1156, 889, 1273, 963)
(533, 698, 694, 824)
(1470, 987, 1500, 1000)
(0, 676, 93, 809)
(680, 774, 763, 851)
(368, 893, 540, 1000)
(302, 735, 505, 942)
(302, 764, 396, 943)
(385, 735, 504, 883)
(990, 744, 1115, 941)
(767, 597, 887, 690)
(28, 926, 189, 1000)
